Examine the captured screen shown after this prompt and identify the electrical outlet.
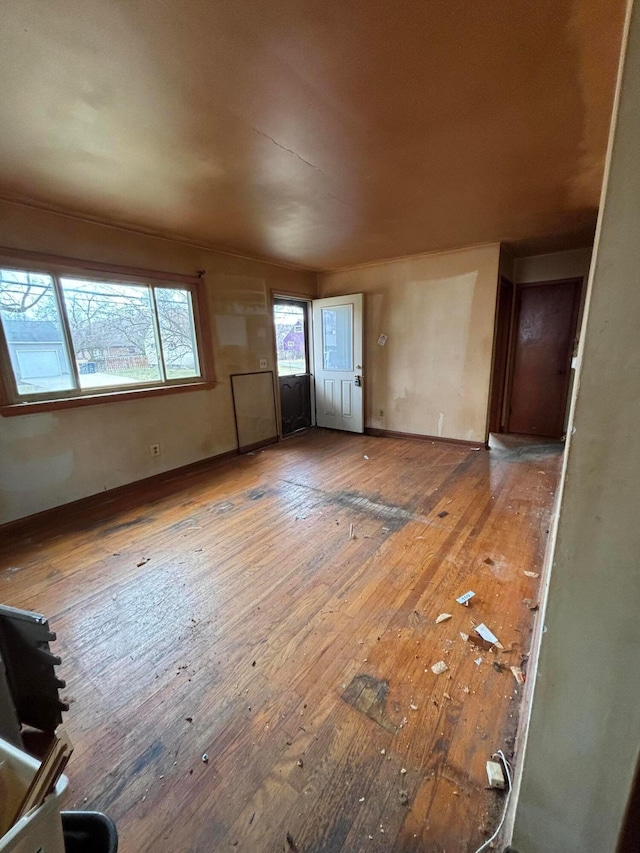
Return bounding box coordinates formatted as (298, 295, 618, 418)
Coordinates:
(149, 443, 161, 458)
(379, 409, 384, 417)
(259, 358, 268, 369)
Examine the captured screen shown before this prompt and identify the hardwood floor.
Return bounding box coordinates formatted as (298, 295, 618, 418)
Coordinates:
(0, 429, 562, 852)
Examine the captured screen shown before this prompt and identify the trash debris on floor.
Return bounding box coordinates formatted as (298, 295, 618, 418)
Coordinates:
(524, 571, 540, 578)
(435, 613, 452, 624)
(399, 790, 410, 805)
(431, 660, 449, 675)
(457, 591, 475, 606)
(510, 666, 526, 685)
(475, 623, 504, 649)
(467, 633, 495, 652)
(437, 510, 449, 518)
(486, 760, 506, 789)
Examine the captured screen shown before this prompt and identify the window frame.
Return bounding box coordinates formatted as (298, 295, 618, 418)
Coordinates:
(0, 249, 216, 416)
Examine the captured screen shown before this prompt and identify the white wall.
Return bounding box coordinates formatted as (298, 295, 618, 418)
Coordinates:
(318, 244, 501, 443)
(512, 3, 639, 850)
(0, 201, 316, 523)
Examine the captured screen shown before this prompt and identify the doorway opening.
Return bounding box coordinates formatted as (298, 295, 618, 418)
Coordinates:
(488, 277, 583, 440)
(273, 297, 313, 437)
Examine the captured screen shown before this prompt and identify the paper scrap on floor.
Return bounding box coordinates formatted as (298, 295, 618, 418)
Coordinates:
(475, 623, 504, 649)
(510, 665, 526, 685)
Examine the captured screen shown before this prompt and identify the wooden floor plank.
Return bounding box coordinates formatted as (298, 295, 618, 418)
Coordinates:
(0, 429, 561, 852)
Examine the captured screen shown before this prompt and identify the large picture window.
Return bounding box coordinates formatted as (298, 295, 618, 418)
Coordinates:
(0, 261, 208, 409)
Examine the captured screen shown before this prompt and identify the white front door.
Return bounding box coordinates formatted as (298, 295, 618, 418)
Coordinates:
(312, 293, 363, 433)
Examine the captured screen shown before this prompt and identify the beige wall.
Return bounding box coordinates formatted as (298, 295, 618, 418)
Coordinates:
(318, 244, 500, 443)
(512, 2, 639, 851)
(513, 247, 592, 284)
(0, 201, 316, 524)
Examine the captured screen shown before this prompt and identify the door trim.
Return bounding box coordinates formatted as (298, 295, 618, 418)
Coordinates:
(486, 276, 515, 438)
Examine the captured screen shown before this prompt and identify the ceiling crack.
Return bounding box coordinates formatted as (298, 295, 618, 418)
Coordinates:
(252, 127, 325, 175)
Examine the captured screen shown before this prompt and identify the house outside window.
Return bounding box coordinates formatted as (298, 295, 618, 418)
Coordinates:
(0, 259, 211, 410)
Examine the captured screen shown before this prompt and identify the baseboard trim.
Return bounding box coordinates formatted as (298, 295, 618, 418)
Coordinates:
(364, 427, 486, 449)
(238, 436, 279, 454)
(1, 447, 240, 536)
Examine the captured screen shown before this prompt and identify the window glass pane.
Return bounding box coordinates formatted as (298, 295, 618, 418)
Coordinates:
(60, 278, 161, 390)
(155, 288, 200, 380)
(0, 269, 75, 395)
(274, 302, 306, 376)
(322, 305, 353, 371)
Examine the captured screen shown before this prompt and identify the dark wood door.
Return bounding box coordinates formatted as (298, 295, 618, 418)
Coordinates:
(279, 373, 312, 436)
(507, 279, 581, 438)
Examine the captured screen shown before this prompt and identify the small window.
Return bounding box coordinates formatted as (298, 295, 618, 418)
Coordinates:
(321, 305, 353, 371)
(0, 263, 207, 406)
(274, 300, 308, 376)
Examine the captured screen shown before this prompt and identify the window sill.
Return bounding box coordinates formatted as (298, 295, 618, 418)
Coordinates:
(1, 380, 217, 417)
